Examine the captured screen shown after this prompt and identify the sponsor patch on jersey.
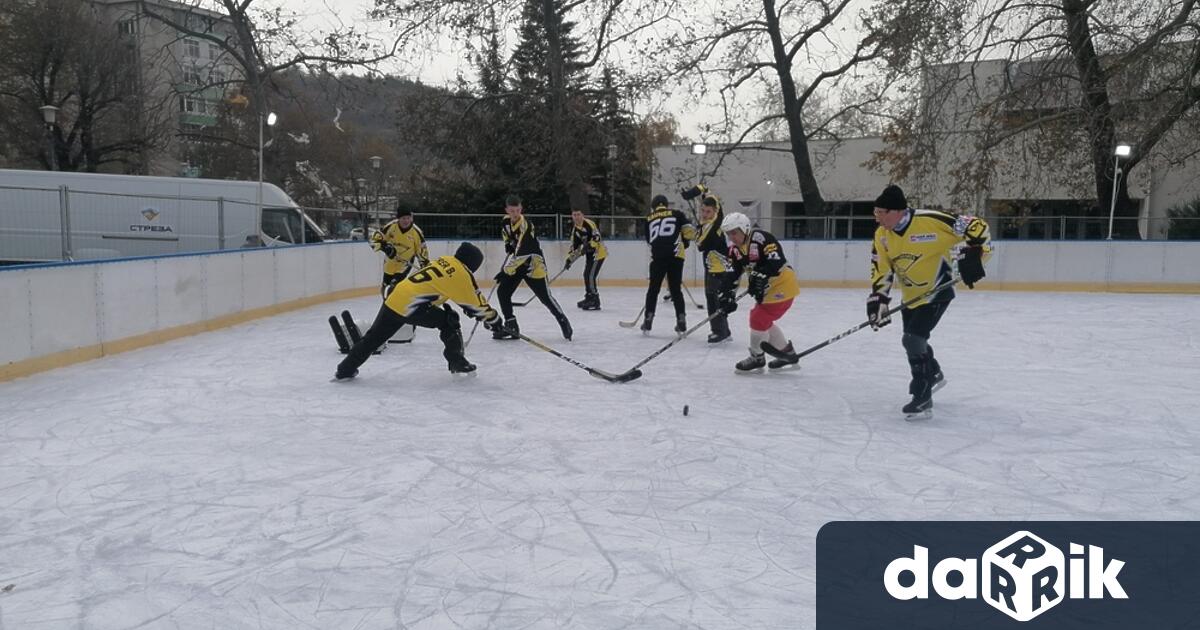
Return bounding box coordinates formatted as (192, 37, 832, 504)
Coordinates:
(909, 233, 937, 243)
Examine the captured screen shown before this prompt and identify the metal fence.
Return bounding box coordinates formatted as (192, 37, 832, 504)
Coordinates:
(5, 181, 1199, 265)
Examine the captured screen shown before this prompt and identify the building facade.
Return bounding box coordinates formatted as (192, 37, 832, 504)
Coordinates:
(652, 56, 1200, 240)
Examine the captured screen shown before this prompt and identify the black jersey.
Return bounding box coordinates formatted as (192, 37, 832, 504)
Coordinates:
(644, 208, 696, 260)
(501, 215, 544, 257)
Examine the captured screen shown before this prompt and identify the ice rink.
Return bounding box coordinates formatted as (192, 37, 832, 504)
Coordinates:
(2, 286, 1199, 629)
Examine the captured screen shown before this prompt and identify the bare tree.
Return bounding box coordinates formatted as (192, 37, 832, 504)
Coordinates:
(660, 0, 965, 215)
(872, 0, 1200, 237)
(0, 0, 172, 171)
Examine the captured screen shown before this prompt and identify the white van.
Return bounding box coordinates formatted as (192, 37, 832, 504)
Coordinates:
(0, 169, 324, 264)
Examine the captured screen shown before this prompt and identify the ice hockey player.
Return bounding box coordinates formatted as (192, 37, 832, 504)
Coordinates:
(492, 194, 573, 341)
(370, 203, 429, 343)
(721, 212, 801, 373)
(566, 209, 608, 310)
(641, 195, 696, 335)
(334, 242, 501, 381)
(682, 183, 732, 343)
(867, 184, 992, 417)
(371, 203, 429, 295)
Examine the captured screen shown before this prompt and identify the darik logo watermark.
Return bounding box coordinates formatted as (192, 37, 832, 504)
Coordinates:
(884, 530, 1127, 621)
(816, 522, 1199, 630)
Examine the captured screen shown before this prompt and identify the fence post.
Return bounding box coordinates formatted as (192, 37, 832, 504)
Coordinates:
(218, 197, 226, 250)
(59, 185, 73, 261)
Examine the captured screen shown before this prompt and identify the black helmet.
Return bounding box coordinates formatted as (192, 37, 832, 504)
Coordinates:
(455, 241, 484, 272)
(651, 194, 670, 208)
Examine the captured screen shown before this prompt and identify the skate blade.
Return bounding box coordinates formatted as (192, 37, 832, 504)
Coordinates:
(904, 409, 933, 421)
(768, 363, 801, 371)
(734, 368, 765, 376)
(450, 371, 478, 378)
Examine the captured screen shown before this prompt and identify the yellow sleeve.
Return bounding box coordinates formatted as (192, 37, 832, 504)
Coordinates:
(870, 229, 893, 296)
(960, 215, 993, 264)
(415, 226, 429, 262)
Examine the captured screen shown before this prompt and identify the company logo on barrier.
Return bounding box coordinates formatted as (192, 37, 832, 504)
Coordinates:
(132, 207, 173, 233)
(883, 530, 1127, 622)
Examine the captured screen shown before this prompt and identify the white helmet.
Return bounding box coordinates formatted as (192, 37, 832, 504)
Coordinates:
(721, 212, 751, 236)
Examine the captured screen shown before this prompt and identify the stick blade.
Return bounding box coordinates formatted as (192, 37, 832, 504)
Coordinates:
(589, 368, 643, 384)
(618, 320, 639, 328)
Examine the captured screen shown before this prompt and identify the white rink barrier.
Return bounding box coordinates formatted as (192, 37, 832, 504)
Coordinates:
(2, 239, 1198, 381)
(1, 242, 380, 381)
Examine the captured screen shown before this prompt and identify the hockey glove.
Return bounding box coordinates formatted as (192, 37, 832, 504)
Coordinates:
(480, 310, 502, 331)
(866, 293, 892, 330)
(564, 251, 579, 270)
(504, 241, 515, 255)
(748, 270, 769, 303)
(718, 290, 738, 315)
(959, 246, 986, 289)
(379, 242, 397, 259)
(680, 184, 707, 201)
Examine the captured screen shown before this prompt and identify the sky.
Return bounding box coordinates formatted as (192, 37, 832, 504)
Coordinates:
(265, 0, 743, 140)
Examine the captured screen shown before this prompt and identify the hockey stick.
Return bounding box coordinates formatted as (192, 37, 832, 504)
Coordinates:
(618, 306, 646, 328)
(660, 285, 704, 309)
(620, 290, 751, 375)
(787, 275, 961, 362)
(517, 333, 643, 383)
(514, 265, 568, 307)
(465, 253, 512, 349)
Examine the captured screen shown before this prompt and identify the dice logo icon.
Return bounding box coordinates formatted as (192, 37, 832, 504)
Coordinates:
(982, 531, 1064, 621)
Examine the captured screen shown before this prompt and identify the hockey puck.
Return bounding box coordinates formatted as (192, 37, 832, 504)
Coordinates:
(683, 405, 689, 416)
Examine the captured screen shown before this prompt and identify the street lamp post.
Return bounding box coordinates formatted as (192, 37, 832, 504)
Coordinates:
(607, 143, 617, 236)
(257, 111, 277, 236)
(690, 143, 707, 184)
(39, 105, 60, 171)
(369, 155, 383, 226)
(1107, 143, 1132, 240)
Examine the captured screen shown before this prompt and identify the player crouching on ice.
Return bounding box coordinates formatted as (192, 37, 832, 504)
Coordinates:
(334, 242, 502, 381)
(721, 212, 802, 373)
(867, 184, 991, 417)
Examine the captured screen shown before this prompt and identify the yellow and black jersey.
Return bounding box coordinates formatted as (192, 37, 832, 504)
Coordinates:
(870, 209, 993, 307)
(696, 203, 729, 274)
(500, 215, 548, 279)
(729, 228, 800, 304)
(384, 255, 499, 321)
(644, 208, 697, 260)
(570, 219, 608, 260)
(371, 220, 429, 275)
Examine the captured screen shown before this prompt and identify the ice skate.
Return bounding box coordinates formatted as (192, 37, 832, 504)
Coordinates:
(640, 313, 654, 336)
(707, 330, 731, 343)
(493, 318, 520, 340)
(735, 352, 766, 374)
(674, 314, 687, 338)
(761, 341, 800, 370)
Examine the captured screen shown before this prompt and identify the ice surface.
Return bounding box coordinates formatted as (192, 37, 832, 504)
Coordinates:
(2, 287, 1199, 629)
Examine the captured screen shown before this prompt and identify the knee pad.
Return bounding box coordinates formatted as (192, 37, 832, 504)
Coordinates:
(901, 332, 928, 359)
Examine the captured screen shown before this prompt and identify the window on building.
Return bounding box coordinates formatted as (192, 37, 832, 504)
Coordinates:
(211, 70, 226, 86)
(208, 43, 219, 60)
(182, 65, 202, 85)
(118, 19, 137, 36)
(184, 39, 201, 58)
(178, 97, 211, 114)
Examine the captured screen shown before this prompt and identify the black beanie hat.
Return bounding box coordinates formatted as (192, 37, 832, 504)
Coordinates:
(701, 195, 719, 208)
(455, 241, 484, 273)
(875, 184, 908, 211)
(395, 204, 413, 218)
(651, 194, 670, 208)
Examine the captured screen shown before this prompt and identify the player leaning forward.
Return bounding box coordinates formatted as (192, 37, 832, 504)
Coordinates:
(334, 242, 501, 380)
(721, 212, 802, 373)
(867, 184, 991, 416)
